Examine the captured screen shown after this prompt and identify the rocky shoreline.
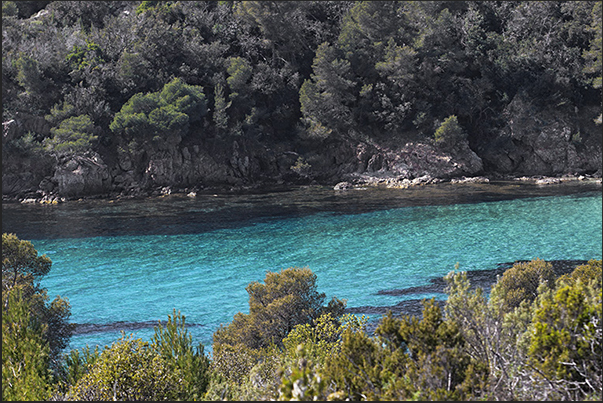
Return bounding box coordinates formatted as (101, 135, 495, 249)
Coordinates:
(4, 96, 602, 204)
(5, 173, 601, 205)
(334, 172, 602, 191)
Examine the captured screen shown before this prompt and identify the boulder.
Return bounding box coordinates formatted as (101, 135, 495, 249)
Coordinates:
(334, 181, 353, 190)
(52, 153, 111, 198)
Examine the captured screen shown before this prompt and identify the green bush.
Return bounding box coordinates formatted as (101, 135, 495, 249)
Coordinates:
(434, 115, 467, 145)
(490, 258, 556, 314)
(557, 259, 602, 289)
(2, 233, 73, 369)
(54, 345, 101, 396)
(528, 278, 602, 400)
(66, 41, 105, 71)
(282, 312, 367, 365)
(150, 309, 210, 400)
(110, 78, 207, 145)
(2, 289, 52, 401)
(213, 267, 346, 351)
(66, 333, 182, 401)
(45, 115, 98, 155)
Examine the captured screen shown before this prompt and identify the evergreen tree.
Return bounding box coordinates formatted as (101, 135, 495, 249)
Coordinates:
(151, 309, 211, 400)
(2, 289, 52, 401)
(2, 233, 74, 374)
(214, 267, 346, 350)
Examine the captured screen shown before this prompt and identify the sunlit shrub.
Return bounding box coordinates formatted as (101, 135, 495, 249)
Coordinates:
(490, 258, 556, 314)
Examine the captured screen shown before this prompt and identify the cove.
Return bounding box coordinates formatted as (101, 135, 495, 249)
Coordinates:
(2, 181, 602, 353)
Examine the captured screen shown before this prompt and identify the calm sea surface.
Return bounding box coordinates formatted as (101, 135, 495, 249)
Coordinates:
(2, 181, 602, 353)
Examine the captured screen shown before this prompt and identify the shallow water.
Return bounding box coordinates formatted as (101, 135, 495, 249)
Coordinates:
(2, 181, 602, 353)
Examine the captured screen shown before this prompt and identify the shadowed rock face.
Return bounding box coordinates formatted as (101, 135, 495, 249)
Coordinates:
(3, 89, 601, 202)
(52, 153, 112, 198)
(479, 94, 602, 177)
(346, 259, 588, 318)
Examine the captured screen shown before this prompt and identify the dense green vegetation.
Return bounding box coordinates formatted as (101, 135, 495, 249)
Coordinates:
(2, 1, 602, 399)
(2, 1, 601, 196)
(2, 232, 601, 400)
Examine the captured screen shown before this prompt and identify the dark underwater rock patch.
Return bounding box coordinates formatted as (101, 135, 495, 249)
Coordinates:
(72, 320, 203, 336)
(71, 260, 589, 336)
(346, 259, 588, 318)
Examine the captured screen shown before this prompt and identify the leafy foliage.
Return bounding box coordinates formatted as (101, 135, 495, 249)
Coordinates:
(150, 309, 210, 400)
(2, 233, 74, 373)
(278, 344, 327, 401)
(434, 115, 467, 146)
(2, 0, 600, 179)
(54, 345, 101, 397)
(2, 233, 51, 294)
(45, 114, 98, 155)
(2, 289, 52, 401)
(2, 0, 603, 396)
(443, 258, 603, 401)
(2, 234, 601, 402)
(66, 333, 182, 401)
(557, 259, 602, 289)
(66, 41, 105, 71)
(213, 266, 346, 350)
(282, 312, 366, 363)
(209, 267, 347, 401)
(59, 309, 211, 401)
(528, 280, 602, 400)
(110, 77, 206, 146)
(489, 258, 556, 314)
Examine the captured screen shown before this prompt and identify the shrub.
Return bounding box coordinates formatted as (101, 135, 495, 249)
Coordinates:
(528, 279, 602, 400)
(434, 115, 467, 145)
(150, 309, 210, 400)
(2, 233, 74, 369)
(489, 258, 555, 314)
(557, 259, 602, 289)
(54, 345, 101, 397)
(213, 267, 346, 350)
(45, 114, 98, 155)
(110, 78, 207, 146)
(282, 312, 366, 365)
(2, 289, 52, 401)
(66, 333, 182, 401)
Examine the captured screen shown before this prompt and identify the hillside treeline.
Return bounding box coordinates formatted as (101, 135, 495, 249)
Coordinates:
(2, 1, 602, 198)
(3, 233, 602, 400)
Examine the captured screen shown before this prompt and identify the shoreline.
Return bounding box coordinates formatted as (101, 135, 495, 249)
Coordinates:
(4, 173, 602, 205)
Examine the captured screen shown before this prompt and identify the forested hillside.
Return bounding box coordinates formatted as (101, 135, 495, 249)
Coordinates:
(2, 1, 602, 200)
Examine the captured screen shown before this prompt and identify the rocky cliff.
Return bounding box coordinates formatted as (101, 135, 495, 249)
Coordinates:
(478, 93, 602, 177)
(3, 96, 601, 202)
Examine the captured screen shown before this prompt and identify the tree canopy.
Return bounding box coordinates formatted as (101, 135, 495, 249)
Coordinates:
(2, 233, 74, 398)
(213, 266, 346, 350)
(2, 234, 601, 401)
(2, 1, 600, 187)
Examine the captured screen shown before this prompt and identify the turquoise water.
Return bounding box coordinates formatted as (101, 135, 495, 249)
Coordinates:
(3, 183, 602, 353)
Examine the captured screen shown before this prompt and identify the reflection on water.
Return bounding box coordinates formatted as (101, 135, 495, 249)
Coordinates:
(3, 180, 601, 240)
(1, 180, 601, 353)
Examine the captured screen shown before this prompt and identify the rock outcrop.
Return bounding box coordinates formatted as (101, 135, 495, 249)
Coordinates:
(52, 153, 112, 198)
(479, 93, 602, 176)
(2, 112, 50, 143)
(312, 136, 483, 187)
(2, 96, 601, 201)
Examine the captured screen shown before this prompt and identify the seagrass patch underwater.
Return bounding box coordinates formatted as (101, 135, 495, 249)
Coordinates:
(2, 182, 601, 353)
